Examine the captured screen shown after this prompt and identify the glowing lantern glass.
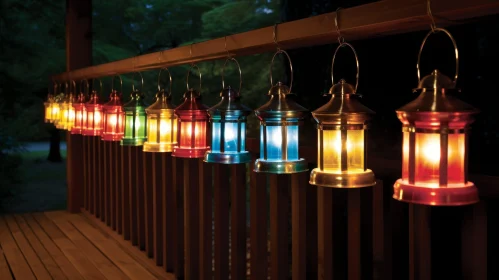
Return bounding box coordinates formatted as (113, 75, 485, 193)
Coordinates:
(101, 75, 125, 141)
(205, 58, 251, 164)
(44, 93, 55, 123)
(56, 82, 76, 131)
(143, 68, 177, 153)
(71, 80, 89, 134)
(310, 43, 375, 188)
(83, 80, 104, 136)
(51, 86, 63, 126)
(172, 64, 210, 158)
(254, 50, 308, 173)
(393, 28, 479, 206)
(121, 73, 147, 146)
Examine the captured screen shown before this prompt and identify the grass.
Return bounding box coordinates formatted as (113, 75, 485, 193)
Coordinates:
(2, 149, 68, 213)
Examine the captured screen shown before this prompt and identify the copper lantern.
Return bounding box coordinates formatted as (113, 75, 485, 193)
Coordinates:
(71, 80, 89, 134)
(172, 64, 210, 158)
(393, 28, 479, 206)
(83, 80, 104, 136)
(310, 43, 375, 188)
(101, 75, 125, 141)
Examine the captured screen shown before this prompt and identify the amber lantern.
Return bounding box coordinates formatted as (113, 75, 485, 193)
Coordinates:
(254, 49, 308, 173)
(172, 64, 210, 158)
(393, 28, 479, 206)
(121, 72, 148, 146)
(44, 83, 58, 123)
(51, 83, 64, 126)
(310, 43, 375, 188)
(83, 79, 104, 136)
(71, 80, 89, 134)
(101, 75, 125, 141)
(205, 57, 251, 164)
(143, 68, 177, 153)
(56, 82, 76, 130)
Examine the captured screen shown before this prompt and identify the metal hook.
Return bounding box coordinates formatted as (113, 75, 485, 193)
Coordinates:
(221, 57, 242, 93)
(273, 24, 281, 51)
(111, 75, 123, 94)
(131, 72, 144, 93)
(224, 36, 231, 58)
(335, 7, 345, 44)
(158, 67, 173, 97)
(427, 0, 437, 32)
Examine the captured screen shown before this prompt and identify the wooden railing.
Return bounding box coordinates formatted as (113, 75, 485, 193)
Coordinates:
(67, 133, 495, 280)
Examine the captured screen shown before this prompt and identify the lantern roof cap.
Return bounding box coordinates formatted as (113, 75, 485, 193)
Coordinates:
(175, 88, 209, 112)
(208, 86, 251, 116)
(417, 69, 455, 90)
(102, 90, 122, 107)
(146, 90, 176, 112)
(123, 90, 147, 111)
(312, 79, 374, 123)
(255, 82, 308, 120)
(86, 91, 101, 105)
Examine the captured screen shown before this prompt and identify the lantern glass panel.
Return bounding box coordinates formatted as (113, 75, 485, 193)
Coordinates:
(448, 133, 465, 184)
(148, 116, 158, 143)
(415, 133, 440, 186)
(286, 125, 299, 160)
(265, 126, 283, 160)
(240, 122, 246, 151)
(194, 121, 207, 147)
(402, 131, 409, 181)
(212, 122, 221, 152)
(224, 122, 238, 152)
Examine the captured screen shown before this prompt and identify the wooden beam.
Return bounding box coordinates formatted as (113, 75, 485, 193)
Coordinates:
(53, 0, 499, 81)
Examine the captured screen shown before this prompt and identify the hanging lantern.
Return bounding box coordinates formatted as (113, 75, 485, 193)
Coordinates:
(71, 80, 89, 134)
(101, 75, 125, 141)
(172, 64, 210, 158)
(143, 68, 177, 153)
(51, 83, 63, 126)
(44, 83, 58, 123)
(254, 49, 308, 173)
(83, 79, 104, 136)
(393, 28, 479, 206)
(121, 72, 148, 146)
(205, 57, 251, 164)
(310, 43, 375, 188)
(56, 82, 76, 130)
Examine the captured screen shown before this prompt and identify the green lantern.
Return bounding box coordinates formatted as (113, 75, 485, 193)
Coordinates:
(121, 72, 148, 146)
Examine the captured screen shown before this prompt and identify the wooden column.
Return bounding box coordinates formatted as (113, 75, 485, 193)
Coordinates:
(184, 158, 200, 280)
(65, 0, 92, 213)
(214, 164, 230, 280)
(250, 155, 268, 280)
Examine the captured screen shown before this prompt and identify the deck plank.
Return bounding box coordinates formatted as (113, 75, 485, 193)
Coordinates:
(32, 212, 106, 280)
(22, 214, 83, 279)
(13, 214, 67, 280)
(63, 211, 160, 280)
(0, 216, 36, 280)
(0, 247, 13, 280)
(44, 211, 130, 280)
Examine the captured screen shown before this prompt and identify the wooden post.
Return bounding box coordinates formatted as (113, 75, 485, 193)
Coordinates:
(214, 164, 230, 280)
(65, 0, 92, 213)
(250, 154, 268, 280)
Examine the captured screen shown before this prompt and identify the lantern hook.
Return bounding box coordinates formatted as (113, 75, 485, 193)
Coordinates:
(331, 42, 359, 93)
(269, 49, 293, 93)
(186, 63, 202, 92)
(158, 67, 173, 97)
(131, 71, 144, 93)
(427, 0, 437, 33)
(70, 80, 76, 95)
(92, 78, 103, 95)
(221, 57, 242, 93)
(80, 79, 90, 95)
(111, 75, 123, 95)
(417, 28, 459, 85)
(334, 7, 345, 44)
(273, 24, 281, 51)
(224, 36, 231, 58)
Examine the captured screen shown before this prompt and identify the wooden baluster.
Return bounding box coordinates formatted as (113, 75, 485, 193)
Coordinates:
(152, 152, 163, 265)
(87, 136, 93, 213)
(82, 136, 87, 211)
(122, 145, 131, 240)
(144, 151, 154, 258)
(115, 141, 122, 234)
(136, 146, 146, 251)
(184, 158, 200, 280)
(231, 164, 247, 280)
(372, 180, 384, 280)
(129, 146, 138, 245)
(409, 204, 430, 280)
(292, 172, 307, 280)
(172, 156, 184, 278)
(250, 155, 268, 280)
(108, 141, 114, 229)
(461, 201, 487, 280)
(270, 174, 290, 280)
(92, 136, 98, 216)
(67, 133, 84, 212)
(306, 180, 318, 280)
(163, 153, 175, 271)
(214, 164, 229, 280)
(348, 189, 361, 280)
(103, 139, 108, 224)
(200, 161, 213, 280)
(317, 187, 333, 280)
(97, 137, 103, 219)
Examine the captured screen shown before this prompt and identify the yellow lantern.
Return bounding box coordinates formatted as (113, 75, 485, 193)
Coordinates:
(143, 68, 177, 153)
(309, 43, 375, 188)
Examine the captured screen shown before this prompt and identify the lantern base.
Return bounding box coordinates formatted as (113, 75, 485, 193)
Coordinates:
(204, 151, 251, 164)
(173, 146, 210, 158)
(101, 133, 123, 141)
(143, 142, 176, 153)
(309, 168, 375, 188)
(71, 128, 83, 135)
(254, 158, 308, 174)
(83, 130, 103, 137)
(121, 138, 147, 146)
(393, 179, 479, 206)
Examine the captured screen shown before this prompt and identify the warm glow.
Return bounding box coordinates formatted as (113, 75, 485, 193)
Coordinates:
(109, 115, 117, 127)
(94, 111, 102, 125)
(159, 119, 171, 142)
(321, 129, 364, 172)
(180, 121, 204, 148)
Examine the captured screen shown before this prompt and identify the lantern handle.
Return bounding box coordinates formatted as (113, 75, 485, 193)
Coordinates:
(111, 75, 123, 94)
(158, 67, 173, 97)
(331, 42, 359, 93)
(417, 28, 459, 85)
(221, 57, 242, 93)
(131, 71, 144, 93)
(70, 80, 76, 95)
(269, 49, 293, 93)
(334, 7, 346, 44)
(92, 78, 103, 95)
(186, 63, 202, 92)
(80, 79, 90, 95)
(64, 82, 69, 96)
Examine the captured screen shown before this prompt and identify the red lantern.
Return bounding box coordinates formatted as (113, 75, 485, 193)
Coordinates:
(172, 64, 209, 158)
(71, 80, 89, 134)
(101, 75, 125, 141)
(393, 28, 479, 206)
(83, 80, 104, 136)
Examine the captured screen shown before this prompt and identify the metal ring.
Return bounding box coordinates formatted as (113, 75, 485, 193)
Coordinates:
(335, 7, 345, 44)
(92, 78, 103, 94)
(64, 82, 69, 95)
(111, 75, 123, 93)
(273, 24, 281, 50)
(269, 49, 293, 93)
(131, 72, 144, 92)
(331, 42, 359, 93)
(417, 28, 458, 84)
(158, 67, 173, 96)
(80, 79, 89, 95)
(222, 57, 242, 93)
(186, 64, 202, 92)
(427, 0, 437, 32)
(70, 80, 77, 94)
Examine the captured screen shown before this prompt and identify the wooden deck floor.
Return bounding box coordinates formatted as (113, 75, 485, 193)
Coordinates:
(0, 211, 175, 280)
